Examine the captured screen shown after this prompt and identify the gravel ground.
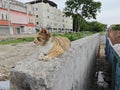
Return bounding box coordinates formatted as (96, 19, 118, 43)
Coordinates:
(0, 42, 39, 81)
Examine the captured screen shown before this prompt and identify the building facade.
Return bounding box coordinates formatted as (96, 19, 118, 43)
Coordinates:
(27, 0, 73, 33)
(0, 0, 35, 35)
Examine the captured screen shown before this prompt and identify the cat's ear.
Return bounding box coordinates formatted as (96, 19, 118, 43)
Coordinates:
(41, 28, 50, 35)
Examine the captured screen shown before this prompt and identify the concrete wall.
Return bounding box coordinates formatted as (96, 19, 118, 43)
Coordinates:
(108, 30, 120, 45)
(10, 34, 100, 90)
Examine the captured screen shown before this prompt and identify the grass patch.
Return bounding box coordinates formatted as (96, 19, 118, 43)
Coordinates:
(0, 37, 34, 45)
(53, 31, 96, 41)
(0, 31, 96, 45)
(99, 31, 106, 35)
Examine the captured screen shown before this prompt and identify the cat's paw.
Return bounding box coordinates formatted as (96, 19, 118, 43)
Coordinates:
(44, 56, 51, 61)
(38, 53, 45, 60)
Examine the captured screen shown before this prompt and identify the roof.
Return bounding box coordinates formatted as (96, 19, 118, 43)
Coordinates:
(26, 0, 57, 8)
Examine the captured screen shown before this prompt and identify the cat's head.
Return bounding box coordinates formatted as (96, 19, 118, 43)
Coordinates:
(34, 28, 51, 46)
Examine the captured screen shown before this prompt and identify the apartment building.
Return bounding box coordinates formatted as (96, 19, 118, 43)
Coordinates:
(27, 0, 73, 33)
(0, 0, 35, 35)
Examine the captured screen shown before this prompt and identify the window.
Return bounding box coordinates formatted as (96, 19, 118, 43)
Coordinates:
(2, 14, 4, 20)
(47, 9, 49, 12)
(29, 17, 32, 23)
(36, 15, 38, 18)
(54, 17, 56, 20)
(36, 22, 39, 25)
(2, 3, 5, 8)
(29, 11, 31, 14)
(63, 24, 65, 28)
(33, 7, 34, 11)
(6, 15, 7, 20)
(47, 16, 49, 19)
(36, 8, 38, 11)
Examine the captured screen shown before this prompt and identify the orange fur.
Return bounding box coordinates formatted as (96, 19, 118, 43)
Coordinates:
(34, 28, 71, 61)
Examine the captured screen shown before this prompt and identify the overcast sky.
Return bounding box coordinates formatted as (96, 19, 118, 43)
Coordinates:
(19, 0, 120, 27)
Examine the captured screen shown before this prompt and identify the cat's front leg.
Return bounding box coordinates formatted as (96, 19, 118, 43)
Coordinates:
(44, 50, 64, 61)
(44, 56, 51, 61)
(38, 53, 45, 60)
(38, 53, 51, 61)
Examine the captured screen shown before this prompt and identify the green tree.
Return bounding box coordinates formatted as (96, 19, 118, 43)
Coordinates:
(79, 20, 89, 31)
(88, 21, 107, 32)
(64, 0, 101, 32)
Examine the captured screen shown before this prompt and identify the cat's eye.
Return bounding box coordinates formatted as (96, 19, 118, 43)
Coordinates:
(37, 37, 41, 41)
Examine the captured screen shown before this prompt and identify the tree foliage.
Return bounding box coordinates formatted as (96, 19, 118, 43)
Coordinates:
(71, 16, 107, 32)
(78, 21, 107, 32)
(111, 24, 120, 30)
(64, 0, 101, 32)
(88, 21, 107, 32)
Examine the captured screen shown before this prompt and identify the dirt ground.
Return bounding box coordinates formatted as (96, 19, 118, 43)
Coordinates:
(92, 44, 112, 90)
(0, 42, 39, 81)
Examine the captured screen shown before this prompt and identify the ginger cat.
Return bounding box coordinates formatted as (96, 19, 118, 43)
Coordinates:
(34, 28, 71, 61)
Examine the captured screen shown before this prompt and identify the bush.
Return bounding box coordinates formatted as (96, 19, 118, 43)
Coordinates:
(53, 32, 95, 41)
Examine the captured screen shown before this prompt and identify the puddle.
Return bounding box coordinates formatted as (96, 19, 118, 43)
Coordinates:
(96, 71, 108, 88)
(0, 80, 10, 90)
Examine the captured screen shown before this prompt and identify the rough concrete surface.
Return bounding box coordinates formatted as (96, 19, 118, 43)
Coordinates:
(108, 30, 120, 45)
(0, 42, 39, 80)
(10, 34, 100, 90)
